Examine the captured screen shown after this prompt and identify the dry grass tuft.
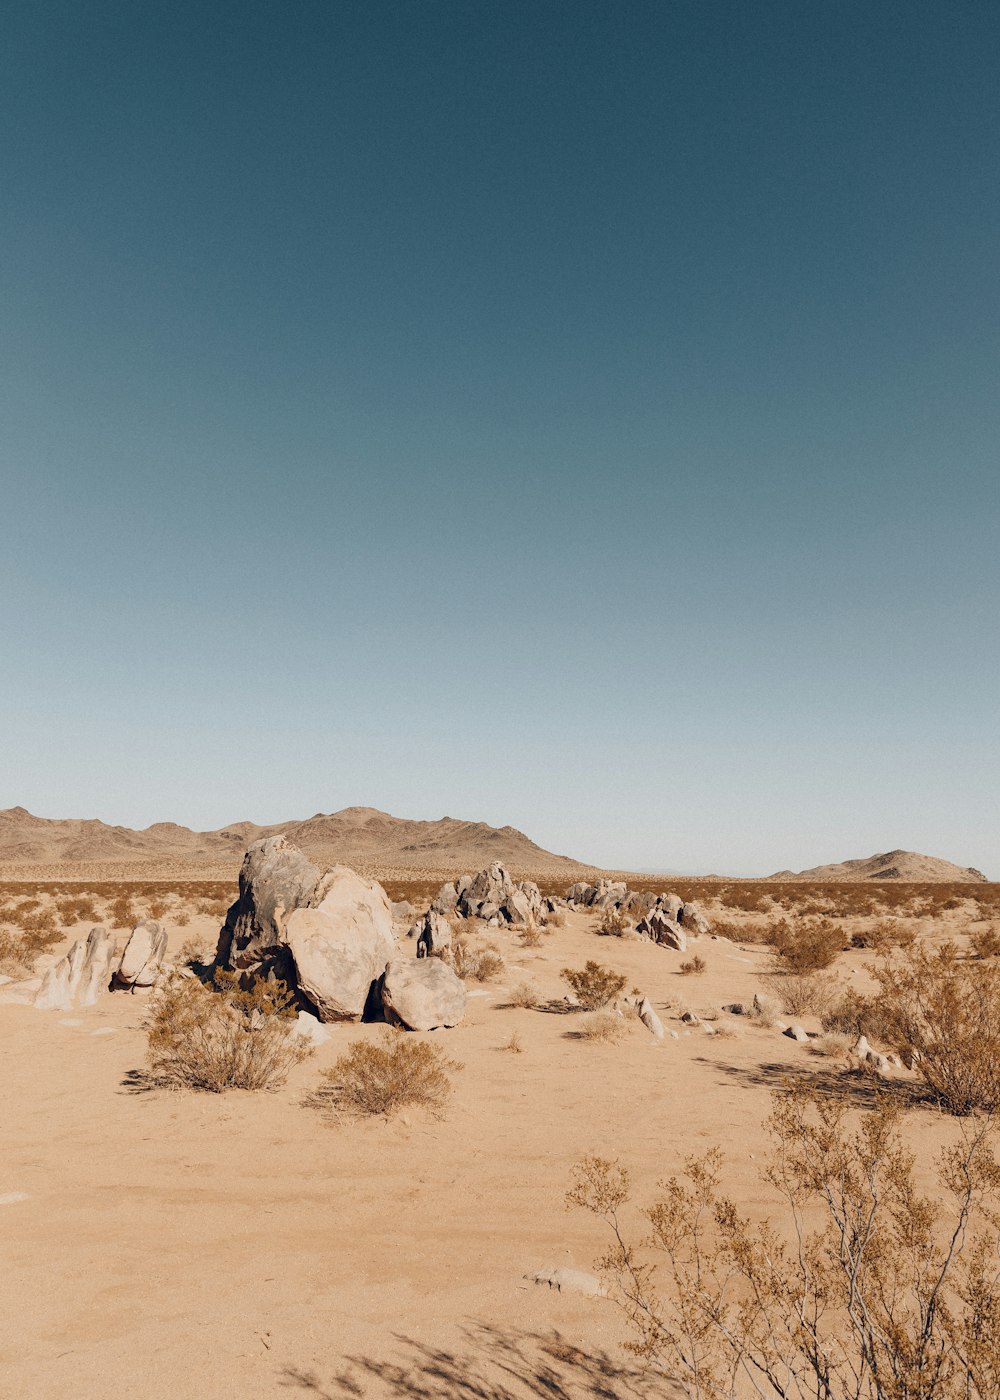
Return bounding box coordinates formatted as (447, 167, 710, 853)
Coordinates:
(450, 933, 505, 982)
(575, 1009, 627, 1043)
(596, 906, 631, 938)
(761, 970, 838, 1018)
(679, 954, 706, 976)
(506, 980, 538, 1009)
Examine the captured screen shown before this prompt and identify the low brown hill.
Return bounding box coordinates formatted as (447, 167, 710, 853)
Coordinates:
(770, 849, 988, 882)
(0, 805, 590, 877)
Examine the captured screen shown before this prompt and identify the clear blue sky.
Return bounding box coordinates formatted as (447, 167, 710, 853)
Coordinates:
(2, 1, 998, 875)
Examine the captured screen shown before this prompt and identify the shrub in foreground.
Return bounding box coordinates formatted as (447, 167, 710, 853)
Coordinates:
(319, 1034, 458, 1116)
(874, 944, 1000, 1115)
(570, 1087, 1000, 1399)
(145, 973, 309, 1092)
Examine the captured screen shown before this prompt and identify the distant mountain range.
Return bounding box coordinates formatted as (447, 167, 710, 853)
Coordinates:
(0, 805, 590, 875)
(770, 849, 988, 882)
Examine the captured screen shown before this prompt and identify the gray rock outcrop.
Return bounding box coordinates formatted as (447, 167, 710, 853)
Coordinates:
(115, 921, 168, 990)
(215, 835, 322, 976)
(382, 955, 466, 1030)
(413, 909, 453, 959)
(283, 866, 397, 1021)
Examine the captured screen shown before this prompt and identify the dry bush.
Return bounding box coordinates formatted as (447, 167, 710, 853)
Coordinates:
(506, 980, 538, 1009)
(450, 933, 505, 982)
(501, 1031, 524, 1054)
(0, 913, 62, 976)
(56, 895, 100, 925)
(544, 908, 566, 928)
(761, 970, 837, 1018)
(144, 974, 310, 1092)
(767, 917, 846, 972)
(518, 924, 543, 948)
(108, 895, 135, 928)
(809, 1030, 853, 1059)
(821, 987, 897, 1044)
(561, 960, 628, 1010)
(971, 925, 1000, 960)
(318, 1033, 458, 1117)
(174, 908, 191, 928)
(576, 1009, 627, 1043)
(597, 905, 631, 938)
(678, 955, 706, 976)
(745, 992, 782, 1024)
(570, 1087, 1000, 1400)
(874, 946, 1000, 1115)
(146, 898, 169, 920)
(851, 919, 917, 953)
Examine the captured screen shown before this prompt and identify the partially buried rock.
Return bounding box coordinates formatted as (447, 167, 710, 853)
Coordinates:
(526, 1268, 606, 1298)
(115, 920, 168, 990)
(382, 956, 466, 1031)
(284, 866, 396, 1022)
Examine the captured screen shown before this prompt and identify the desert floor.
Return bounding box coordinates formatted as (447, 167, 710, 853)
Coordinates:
(0, 890, 991, 1400)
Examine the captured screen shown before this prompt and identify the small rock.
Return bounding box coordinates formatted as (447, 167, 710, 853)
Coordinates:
(636, 997, 664, 1039)
(681, 1010, 700, 1024)
(526, 1268, 606, 1298)
(784, 1024, 809, 1043)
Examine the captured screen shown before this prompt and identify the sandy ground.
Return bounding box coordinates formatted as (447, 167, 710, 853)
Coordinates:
(0, 906, 977, 1400)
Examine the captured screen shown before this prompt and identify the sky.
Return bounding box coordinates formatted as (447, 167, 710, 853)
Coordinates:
(1, 1, 998, 876)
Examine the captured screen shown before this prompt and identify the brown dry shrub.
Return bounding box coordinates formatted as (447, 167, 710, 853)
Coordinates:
(449, 933, 505, 982)
(318, 1033, 458, 1117)
(518, 924, 543, 948)
(108, 895, 135, 929)
(971, 925, 1000, 960)
(821, 987, 897, 1044)
(678, 955, 706, 976)
(874, 946, 1000, 1115)
(575, 1009, 627, 1043)
(767, 917, 846, 972)
(501, 1031, 524, 1054)
(851, 919, 917, 953)
(144, 974, 309, 1092)
(506, 980, 538, 1009)
(597, 905, 631, 938)
(561, 960, 627, 1011)
(570, 1087, 1000, 1399)
(761, 970, 837, 1018)
(544, 908, 566, 929)
(56, 895, 100, 925)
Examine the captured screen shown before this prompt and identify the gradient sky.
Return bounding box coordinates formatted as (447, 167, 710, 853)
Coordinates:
(2, 1, 998, 875)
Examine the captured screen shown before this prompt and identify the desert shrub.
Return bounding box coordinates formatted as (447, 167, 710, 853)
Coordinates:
(318, 1034, 458, 1116)
(761, 970, 837, 1018)
(544, 908, 566, 929)
(821, 987, 897, 1044)
(146, 898, 169, 920)
(850, 919, 917, 953)
(678, 955, 706, 976)
(808, 1030, 853, 1059)
(597, 905, 631, 938)
(18, 906, 57, 938)
(576, 1009, 627, 1043)
(561, 960, 627, 1010)
(0, 911, 63, 975)
(874, 946, 1000, 1115)
(705, 917, 749, 942)
(971, 925, 1000, 960)
(56, 895, 100, 925)
(501, 1031, 524, 1054)
(745, 992, 782, 1024)
(145, 974, 310, 1092)
(518, 924, 543, 948)
(570, 1087, 1000, 1400)
(174, 908, 191, 927)
(767, 917, 845, 972)
(108, 895, 135, 928)
(506, 980, 538, 1009)
(449, 933, 505, 982)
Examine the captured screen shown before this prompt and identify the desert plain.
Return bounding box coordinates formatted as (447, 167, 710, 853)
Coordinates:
(0, 811, 997, 1400)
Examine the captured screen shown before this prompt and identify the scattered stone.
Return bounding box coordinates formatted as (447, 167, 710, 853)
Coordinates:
(525, 1268, 606, 1298)
(636, 996, 665, 1038)
(681, 1010, 700, 1024)
(784, 1024, 809, 1043)
(382, 956, 466, 1031)
(722, 1002, 748, 1016)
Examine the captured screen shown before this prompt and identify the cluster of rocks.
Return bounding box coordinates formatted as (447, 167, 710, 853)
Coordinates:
(564, 879, 711, 949)
(214, 836, 464, 1031)
(1, 920, 174, 1012)
(426, 862, 550, 929)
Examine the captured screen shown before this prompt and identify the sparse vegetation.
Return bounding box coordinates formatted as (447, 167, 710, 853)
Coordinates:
(761, 969, 837, 1017)
(500, 1031, 523, 1054)
(518, 924, 543, 948)
(596, 905, 631, 938)
(873, 945, 1000, 1115)
(449, 933, 505, 982)
(678, 954, 706, 976)
(561, 960, 627, 1010)
(144, 973, 310, 1092)
(575, 1009, 627, 1043)
(767, 916, 846, 972)
(318, 1034, 459, 1117)
(570, 1086, 1000, 1399)
(506, 980, 538, 1009)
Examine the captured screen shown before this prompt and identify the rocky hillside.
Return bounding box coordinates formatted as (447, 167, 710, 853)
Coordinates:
(770, 849, 988, 882)
(0, 805, 589, 875)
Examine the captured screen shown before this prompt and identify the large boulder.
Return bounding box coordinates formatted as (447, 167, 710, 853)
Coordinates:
(430, 883, 458, 915)
(115, 920, 169, 989)
(636, 909, 686, 952)
(381, 956, 466, 1030)
(458, 862, 514, 921)
(565, 882, 595, 906)
(216, 835, 321, 974)
(679, 902, 711, 936)
(284, 866, 396, 1021)
(501, 889, 533, 927)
